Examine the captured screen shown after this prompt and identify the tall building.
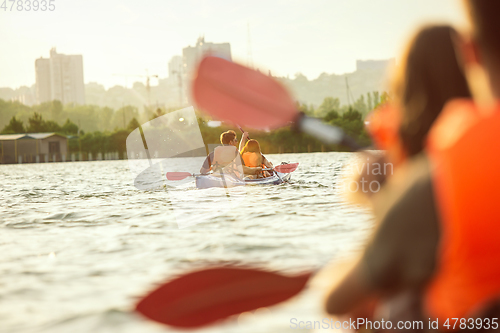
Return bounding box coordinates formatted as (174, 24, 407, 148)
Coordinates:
(356, 58, 395, 71)
(163, 37, 231, 107)
(35, 48, 85, 105)
(167, 55, 184, 107)
(168, 55, 183, 78)
(182, 36, 231, 78)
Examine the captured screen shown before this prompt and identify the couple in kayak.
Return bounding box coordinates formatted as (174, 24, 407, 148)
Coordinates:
(200, 130, 273, 179)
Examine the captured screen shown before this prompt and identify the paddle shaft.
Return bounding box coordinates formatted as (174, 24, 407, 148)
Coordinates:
(238, 126, 249, 140)
(242, 114, 360, 151)
(294, 113, 362, 151)
(243, 116, 361, 151)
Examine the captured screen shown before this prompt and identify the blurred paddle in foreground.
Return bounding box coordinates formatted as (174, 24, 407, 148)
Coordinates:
(192, 56, 362, 151)
(135, 266, 312, 328)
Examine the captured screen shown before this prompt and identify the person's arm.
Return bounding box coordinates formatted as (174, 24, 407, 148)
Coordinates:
(324, 156, 439, 315)
(200, 152, 214, 174)
(324, 260, 377, 315)
(262, 155, 273, 168)
(239, 132, 249, 152)
(243, 165, 262, 175)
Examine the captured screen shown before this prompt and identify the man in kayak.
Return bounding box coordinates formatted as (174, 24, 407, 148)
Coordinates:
(324, 0, 500, 328)
(199, 130, 262, 176)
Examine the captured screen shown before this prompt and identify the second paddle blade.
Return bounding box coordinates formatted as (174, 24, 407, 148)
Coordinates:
(275, 163, 299, 173)
(135, 266, 312, 328)
(166, 172, 192, 181)
(192, 57, 298, 130)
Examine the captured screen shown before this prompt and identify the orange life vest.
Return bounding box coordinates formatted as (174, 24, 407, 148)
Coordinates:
(241, 152, 263, 168)
(424, 99, 500, 322)
(365, 104, 407, 167)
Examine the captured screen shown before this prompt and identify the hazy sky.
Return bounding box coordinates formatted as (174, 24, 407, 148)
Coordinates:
(0, 0, 466, 89)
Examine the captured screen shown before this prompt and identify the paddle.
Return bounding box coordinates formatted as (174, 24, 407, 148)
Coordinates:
(237, 126, 249, 139)
(192, 56, 362, 151)
(135, 265, 312, 328)
(166, 163, 299, 181)
(166, 172, 202, 181)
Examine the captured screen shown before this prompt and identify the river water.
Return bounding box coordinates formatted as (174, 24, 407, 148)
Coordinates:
(0, 152, 374, 333)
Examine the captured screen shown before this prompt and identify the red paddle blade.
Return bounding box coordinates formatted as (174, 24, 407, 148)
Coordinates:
(135, 266, 312, 328)
(166, 172, 192, 181)
(192, 57, 298, 130)
(274, 163, 299, 173)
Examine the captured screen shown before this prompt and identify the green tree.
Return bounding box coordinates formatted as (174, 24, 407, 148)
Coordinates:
(326, 108, 371, 148)
(97, 107, 114, 131)
(324, 110, 339, 122)
(113, 106, 139, 129)
(27, 113, 45, 132)
(109, 129, 130, 153)
(61, 119, 79, 135)
(150, 107, 166, 120)
(318, 97, 340, 117)
(50, 100, 63, 120)
(43, 120, 62, 132)
(296, 102, 315, 116)
(1, 116, 25, 134)
(380, 91, 391, 104)
(127, 117, 140, 131)
(367, 92, 373, 111)
(373, 91, 380, 107)
(26, 112, 62, 133)
(353, 95, 367, 115)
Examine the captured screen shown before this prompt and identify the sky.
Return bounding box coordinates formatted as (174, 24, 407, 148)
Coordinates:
(0, 0, 467, 89)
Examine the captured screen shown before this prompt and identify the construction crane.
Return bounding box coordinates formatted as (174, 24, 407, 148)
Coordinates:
(113, 70, 159, 107)
(170, 64, 184, 108)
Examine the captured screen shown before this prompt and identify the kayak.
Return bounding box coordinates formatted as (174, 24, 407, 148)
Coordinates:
(195, 171, 291, 189)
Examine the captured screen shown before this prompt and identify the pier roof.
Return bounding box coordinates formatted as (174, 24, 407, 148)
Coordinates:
(0, 133, 67, 141)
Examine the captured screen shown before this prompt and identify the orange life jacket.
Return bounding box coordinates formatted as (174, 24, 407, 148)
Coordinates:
(241, 152, 263, 168)
(424, 99, 500, 322)
(365, 104, 407, 167)
(242, 152, 269, 178)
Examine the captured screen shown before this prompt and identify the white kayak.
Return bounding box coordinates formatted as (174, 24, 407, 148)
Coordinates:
(195, 171, 291, 189)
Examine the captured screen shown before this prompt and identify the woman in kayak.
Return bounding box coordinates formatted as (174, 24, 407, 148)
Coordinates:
(240, 139, 273, 179)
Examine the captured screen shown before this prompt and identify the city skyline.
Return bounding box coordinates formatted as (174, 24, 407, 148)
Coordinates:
(0, 0, 466, 90)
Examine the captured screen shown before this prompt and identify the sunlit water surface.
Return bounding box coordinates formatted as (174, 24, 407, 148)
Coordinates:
(0, 152, 374, 333)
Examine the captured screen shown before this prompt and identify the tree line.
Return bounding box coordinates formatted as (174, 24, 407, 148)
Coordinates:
(0, 93, 388, 155)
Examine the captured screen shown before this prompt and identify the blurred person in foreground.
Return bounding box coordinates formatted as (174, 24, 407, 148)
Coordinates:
(346, 25, 471, 204)
(323, 0, 500, 329)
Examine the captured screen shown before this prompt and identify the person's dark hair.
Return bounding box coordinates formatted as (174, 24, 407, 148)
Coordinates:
(393, 25, 471, 156)
(464, 0, 500, 59)
(220, 130, 236, 145)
